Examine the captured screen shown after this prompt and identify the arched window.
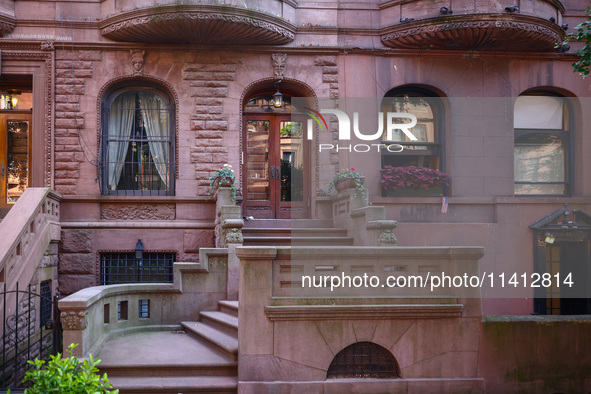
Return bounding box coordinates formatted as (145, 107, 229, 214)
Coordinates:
(514, 93, 571, 196)
(327, 342, 401, 379)
(380, 87, 444, 197)
(101, 84, 175, 195)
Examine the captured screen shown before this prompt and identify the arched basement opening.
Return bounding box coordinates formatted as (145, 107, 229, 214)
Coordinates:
(326, 341, 401, 379)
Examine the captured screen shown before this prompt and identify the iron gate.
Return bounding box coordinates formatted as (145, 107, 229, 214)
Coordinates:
(0, 282, 62, 389)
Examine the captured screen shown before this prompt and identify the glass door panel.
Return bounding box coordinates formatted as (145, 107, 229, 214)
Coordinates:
(246, 120, 270, 201)
(7, 120, 29, 203)
(279, 121, 303, 202)
(1, 113, 31, 207)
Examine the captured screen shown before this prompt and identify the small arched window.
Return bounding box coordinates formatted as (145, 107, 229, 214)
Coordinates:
(101, 85, 175, 195)
(327, 342, 401, 379)
(514, 93, 571, 196)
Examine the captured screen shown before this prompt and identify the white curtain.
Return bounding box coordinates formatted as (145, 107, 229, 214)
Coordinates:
(107, 92, 135, 190)
(138, 92, 170, 188)
(514, 96, 564, 130)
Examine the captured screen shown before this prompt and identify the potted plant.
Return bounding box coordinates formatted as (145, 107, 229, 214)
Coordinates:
(328, 168, 366, 198)
(208, 164, 237, 201)
(381, 165, 448, 197)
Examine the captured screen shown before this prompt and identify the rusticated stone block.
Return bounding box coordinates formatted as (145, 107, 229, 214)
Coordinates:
(58, 274, 96, 296)
(314, 56, 337, 66)
(323, 66, 339, 74)
(322, 74, 338, 83)
(59, 253, 94, 274)
(60, 229, 92, 253)
(74, 69, 93, 78)
(54, 185, 77, 195)
(184, 230, 215, 252)
(79, 50, 102, 61)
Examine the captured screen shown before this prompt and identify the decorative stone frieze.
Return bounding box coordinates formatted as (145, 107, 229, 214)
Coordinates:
(101, 203, 176, 220)
(60, 311, 88, 330)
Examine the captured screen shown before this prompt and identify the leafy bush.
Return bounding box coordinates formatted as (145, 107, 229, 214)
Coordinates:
(381, 165, 448, 191)
(558, 6, 591, 78)
(19, 343, 118, 394)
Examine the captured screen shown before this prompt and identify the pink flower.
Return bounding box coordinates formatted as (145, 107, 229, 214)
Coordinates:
(351, 168, 355, 171)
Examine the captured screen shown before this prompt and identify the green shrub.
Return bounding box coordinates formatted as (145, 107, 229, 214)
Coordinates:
(18, 343, 118, 394)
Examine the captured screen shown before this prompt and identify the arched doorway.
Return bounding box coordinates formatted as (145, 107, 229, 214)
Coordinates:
(242, 85, 311, 219)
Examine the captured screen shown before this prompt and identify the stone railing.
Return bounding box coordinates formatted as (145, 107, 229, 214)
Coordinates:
(332, 185, 398, 247)
(0, 188, 61, 319)
(58, 248, 228, 357)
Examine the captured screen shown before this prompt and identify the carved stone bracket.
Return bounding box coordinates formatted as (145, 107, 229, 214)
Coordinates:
(60, 311, 88, 331)
(271, 53, 287, 82)
(40, 41, 55, 51)
(378, 229, 397, 246)
(130, 49, 145, 76)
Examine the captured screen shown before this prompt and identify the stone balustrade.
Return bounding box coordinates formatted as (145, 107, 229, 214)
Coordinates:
(0, 188, 61, 321)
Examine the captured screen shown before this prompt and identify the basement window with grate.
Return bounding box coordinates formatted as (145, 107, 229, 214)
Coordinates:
(327, 342, 401, 379)
(100, 252, 175, 285)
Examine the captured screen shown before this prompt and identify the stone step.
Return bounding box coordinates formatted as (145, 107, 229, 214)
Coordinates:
(200, 311, 238, 336)
(242, 227, 348, 238)
(100, 362, 237, 378)
(243, 236, 354, 247)
(242, 219, 333, 228)
(181, 321, 238, 361)
(218, 300, 239, 317)
(97, 330, 236, 379)
(108, 376, 237, 394)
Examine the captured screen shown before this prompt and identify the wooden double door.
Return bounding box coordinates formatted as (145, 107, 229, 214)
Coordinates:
(243, 114, 309, 219)
(0, 111, 32, 208)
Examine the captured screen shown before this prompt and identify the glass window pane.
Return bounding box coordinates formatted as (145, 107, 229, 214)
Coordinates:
(514, 134, 565, 195)
(514, 96, 564, 130)
(279, 121, 304, 202)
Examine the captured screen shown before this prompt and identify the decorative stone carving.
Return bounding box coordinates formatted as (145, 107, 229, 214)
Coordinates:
(225, 228, 243, 245)
(378, 229, 397, 246)
(381, 14, 564, 52)
(271, 53, 287, 82)
(130, 49, 146, 76)
(40, 41, 55, 51)
(101, 203, 176, 220)
(60, 311, 87, 330)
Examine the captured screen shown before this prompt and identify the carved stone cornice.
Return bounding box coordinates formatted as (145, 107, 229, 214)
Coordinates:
(99, 5, 296, 45)
(0, 13, 16, 36)
(380, 13, 565, 52)
(60, 311, 88, 330)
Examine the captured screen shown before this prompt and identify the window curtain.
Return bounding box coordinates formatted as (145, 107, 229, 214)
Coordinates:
(138, 92, 170, 188)
(107, 92, 135, 190)
(514, 96, 564, 130)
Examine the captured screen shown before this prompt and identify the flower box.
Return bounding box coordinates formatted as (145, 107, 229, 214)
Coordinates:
(381, 165, 448, 197)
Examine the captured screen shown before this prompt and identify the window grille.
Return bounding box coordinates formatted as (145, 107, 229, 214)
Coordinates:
(101, 252, 175, 285)
(327, 342, 401, 379)
(39, 281, 52, 328)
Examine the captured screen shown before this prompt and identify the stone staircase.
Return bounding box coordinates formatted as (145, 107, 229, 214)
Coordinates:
(242, 219, 354, 246)
(99, 301, 239, 394)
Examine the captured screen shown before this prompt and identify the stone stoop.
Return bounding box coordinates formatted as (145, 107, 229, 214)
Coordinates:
(98, 302, 240, 394)
(181, 300, 239, 362)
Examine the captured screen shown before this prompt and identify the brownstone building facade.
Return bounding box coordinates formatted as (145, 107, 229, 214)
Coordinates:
(1, 0, 591, 392)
